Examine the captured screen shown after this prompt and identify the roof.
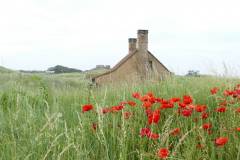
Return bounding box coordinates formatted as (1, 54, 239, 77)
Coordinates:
(92, 50, 170, 79)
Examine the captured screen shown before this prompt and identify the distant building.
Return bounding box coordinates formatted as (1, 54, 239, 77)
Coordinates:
(92, 30, 171, 85)
(96, 65, 111, 69)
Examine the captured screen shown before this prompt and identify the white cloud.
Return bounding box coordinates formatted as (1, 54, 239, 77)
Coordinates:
(0, 0, 240, 76)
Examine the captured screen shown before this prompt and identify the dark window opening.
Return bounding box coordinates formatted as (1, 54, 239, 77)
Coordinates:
(149, 61, 153, 70)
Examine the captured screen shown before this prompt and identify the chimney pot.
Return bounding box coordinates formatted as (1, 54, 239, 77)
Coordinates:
(128, 38, 137, 54)
(137, 29, 148, 51)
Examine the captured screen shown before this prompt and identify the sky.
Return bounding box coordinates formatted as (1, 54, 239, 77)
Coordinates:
(0, 0, 240, 76)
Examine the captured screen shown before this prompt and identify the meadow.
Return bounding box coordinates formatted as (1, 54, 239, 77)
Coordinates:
(0, 71, 240, 160)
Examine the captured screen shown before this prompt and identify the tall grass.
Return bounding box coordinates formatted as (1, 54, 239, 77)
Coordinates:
(0, 73, 239, 160)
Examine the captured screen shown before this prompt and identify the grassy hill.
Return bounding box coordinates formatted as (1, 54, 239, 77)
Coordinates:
(0, 72, 239, 160)
(0, 66, 14, 73)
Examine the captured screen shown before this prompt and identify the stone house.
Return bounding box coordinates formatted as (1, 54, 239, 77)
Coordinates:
(92, 30, 171, 85)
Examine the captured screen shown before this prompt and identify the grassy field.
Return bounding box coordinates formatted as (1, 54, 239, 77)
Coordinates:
(0, 72, 240, 160)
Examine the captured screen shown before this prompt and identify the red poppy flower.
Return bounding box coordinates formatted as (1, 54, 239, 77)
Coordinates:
(140, 128, 151, 137)
(147, 92, 154, 97)
(170, 128, 180, 136)
(148, 96, 156, 103)
(181, 109, 192, 117)
(132, 92, 140, 99)
(148, 109, 160, 125)
(119, 101, 127, 106)
(140, 95, 150, 102)
(123, 112, 132, 119)
(148, 132, 160, 140)
(202, 123, 212, 130)
(195, 105, 207, 112)
(183, 95, 193, 105)
(224, 90, 234, 96)
(145, 109, 152, 116)
(111, 105, 124, 112)
(215, 107, 226, 113)
(201, 112, 209, 119)
(127, 101, 136, 107)
(170, 97, 181, 103)
(161, 102, 174, 109)
(215, 137, 228, 147)
(101, 107, 111, 114)
(92, 123, 97, 131)
(143, 101, 153, 109)
(210, 87, 219, 95)
(178, 102, 187, 108)
(219, 100, 227, 107)
(236, 108, 240, 113)
(236, 128, 240, 132)
(82, 104, 93, 113)
(157, 148, 169, 159)
(155, 98, 164, 103)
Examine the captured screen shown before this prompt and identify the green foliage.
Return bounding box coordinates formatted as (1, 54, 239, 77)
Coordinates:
(0, 72, 239, 160)
(48, 65, 82, 74)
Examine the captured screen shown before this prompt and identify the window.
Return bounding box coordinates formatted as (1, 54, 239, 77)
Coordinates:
(149, 61, 153, 70)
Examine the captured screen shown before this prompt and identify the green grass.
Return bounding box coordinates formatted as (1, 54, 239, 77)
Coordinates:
(0, 72, 239, 160)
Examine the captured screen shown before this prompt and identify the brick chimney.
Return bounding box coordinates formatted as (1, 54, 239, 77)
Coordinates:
(137, 30, 148, 51)
(128, 38, 137, 54)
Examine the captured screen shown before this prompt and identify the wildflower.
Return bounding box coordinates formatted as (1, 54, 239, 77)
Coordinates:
(157, 148, 169, 159)
(140, 128, 151, 137)
(143, 101, 152, 109)
(224, 90, 234, 96)
(215, 137, 228, 147)
(178, 102, 187, 108)
(170, 97, 181, 103)
(211, 87, 219, 95)
(195, 105, 207, 112)
(148, 132, 160, 140)
(170, 128, 180, 136)
(111, 105, 124, 112)
(119, 101, 127, 106)
(236, 128, 240, 132)
(145, 109, 152, 116)
(160, 102, 174, 109)
(82, 104, 93, 113)
(132, 92, 141, 99)
(183, 95, 193, 105)
(181, 109, 192, 117)
(187, 104, 195, 110)
(215, 107, 226, 113)
(148, 109, 160, 125)
(123, 112, 132, 119)
(92, 123, 97, 131)
(140, 128, 160, 140)
(201, 112, 209, 119)
(127, 101, 136, 107)
(147, 92, 154, 98)
(219, 100, 227, 107)
(236, 108, 240, 113)
(148, 96, 156, 103)
(202, 123, 212, 130)
(101, 107, 111, 114)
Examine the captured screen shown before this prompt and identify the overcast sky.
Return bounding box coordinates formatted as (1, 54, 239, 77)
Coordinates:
(0, 0, 240, 76)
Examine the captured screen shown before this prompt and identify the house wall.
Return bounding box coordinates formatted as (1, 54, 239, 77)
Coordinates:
(94, 51, 170, 85)
(94, 53, 142, 85)
(146, 53, 170, 80)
